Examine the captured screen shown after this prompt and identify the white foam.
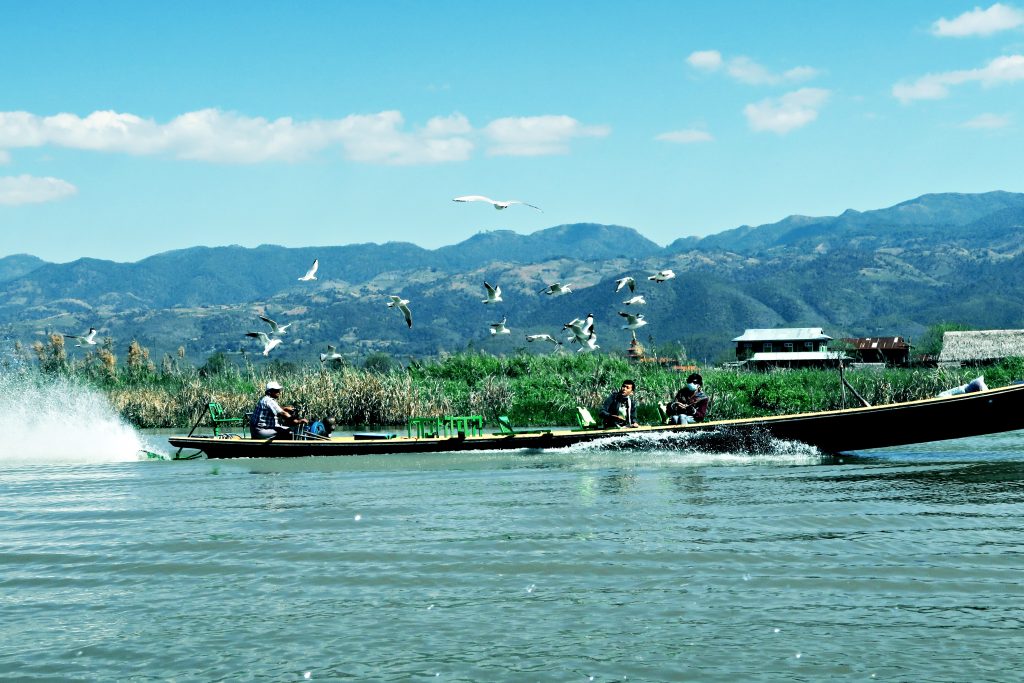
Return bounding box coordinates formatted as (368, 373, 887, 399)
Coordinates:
(0, 371, 145, 464)
(559, 428, 825, 465)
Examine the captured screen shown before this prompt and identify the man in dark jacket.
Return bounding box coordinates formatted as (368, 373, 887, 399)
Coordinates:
(600, 380, 639, 428)
(667, 383, 710, 424)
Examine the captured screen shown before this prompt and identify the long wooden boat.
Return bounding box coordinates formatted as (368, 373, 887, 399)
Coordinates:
(167, 382, 1024, 459)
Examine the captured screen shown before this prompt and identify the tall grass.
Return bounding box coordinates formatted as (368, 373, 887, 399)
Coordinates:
(17, 339, 1024, 430)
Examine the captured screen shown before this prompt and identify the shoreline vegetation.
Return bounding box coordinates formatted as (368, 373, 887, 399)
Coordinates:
(12, 335, 1024, 430)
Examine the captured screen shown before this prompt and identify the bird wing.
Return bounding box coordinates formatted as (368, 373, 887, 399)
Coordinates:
(246, 331, 270, 344)
(399, 303, 413, 328)
(509, 200, 543, 212)
(259, 315, 278, 332)
(309, 259, 318, 276)
(453, 195, 496, 205)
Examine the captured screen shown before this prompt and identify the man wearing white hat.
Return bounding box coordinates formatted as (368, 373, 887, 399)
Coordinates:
(249, 380, 307, 439)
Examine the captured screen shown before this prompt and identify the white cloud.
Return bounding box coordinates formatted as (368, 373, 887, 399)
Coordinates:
(0, 174, 77, 205)
(687, 50, 819, 85)
(744, 88, 831, 134)
(656, 129, 714, 143)
(893, 54, 1024, 103)
(932, 3, 1024, 37)
(0, 109, 608, 165)
(960, 112, 1012, 128)
(687, 50, 723, 71)
(483, 115, 610, 156)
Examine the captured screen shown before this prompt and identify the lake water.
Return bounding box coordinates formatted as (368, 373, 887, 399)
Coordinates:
(2, 418, 1023, 683)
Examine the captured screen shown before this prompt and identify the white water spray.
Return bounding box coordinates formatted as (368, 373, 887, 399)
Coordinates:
(0, 371, 145, 464)
(561, 428, 826, 466)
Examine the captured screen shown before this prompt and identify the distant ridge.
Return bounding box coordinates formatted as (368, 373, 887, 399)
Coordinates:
(2, 191, 1023, 363)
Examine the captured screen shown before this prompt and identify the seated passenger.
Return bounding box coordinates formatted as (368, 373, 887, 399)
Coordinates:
(600, 380, 640, 429)
(666, 383, 710, 424)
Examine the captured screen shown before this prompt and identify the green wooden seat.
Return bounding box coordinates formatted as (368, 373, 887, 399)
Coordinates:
(208, 402, 245, 436)
(408, 416, 443, 438)
(494, 415, 516, 436)
(575, 406, 599, 430)
(443, 415, 484, 437)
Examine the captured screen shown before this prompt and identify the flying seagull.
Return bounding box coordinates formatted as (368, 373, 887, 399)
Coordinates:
(525, 333, 562, 346)
(320, 345, 343, 363)
(539, 282, 573, 296)
(614, 276, 636, 293)
(619, 311, 648, 341)
(245, 331, 282, 356)
(258, 315, 292, 335)
(386, 296, 413, 328)
(577, 328, 600, 353)
(562, 313, 594, 345)
(482, 282, 503, 304)
(622, 295, 646, 305)
(648, 269, 676, 282)
(64, 328, 98, 347)
(453, 195, 542, 212)
(298, 259, 319, 281)
(490, 317, 511, 335)
(619, 311, 648, 331)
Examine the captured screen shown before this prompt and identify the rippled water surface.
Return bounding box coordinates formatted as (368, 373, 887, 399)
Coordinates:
(2, 431, 1023, 681)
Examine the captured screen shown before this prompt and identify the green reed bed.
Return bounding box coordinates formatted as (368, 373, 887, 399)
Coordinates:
(16, 346, 1024, 430)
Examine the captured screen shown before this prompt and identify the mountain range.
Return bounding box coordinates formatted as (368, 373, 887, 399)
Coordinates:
(2, 191, 1023, 366)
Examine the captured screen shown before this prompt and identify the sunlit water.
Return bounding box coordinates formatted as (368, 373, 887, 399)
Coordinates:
(1, 378, 1023, 680)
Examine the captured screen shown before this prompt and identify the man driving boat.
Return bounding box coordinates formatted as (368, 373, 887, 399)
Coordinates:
(249, 381, 308, 440)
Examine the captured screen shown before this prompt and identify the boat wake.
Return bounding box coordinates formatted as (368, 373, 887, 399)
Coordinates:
(0, 371, 146, 464)
(561, 427, 825, 464)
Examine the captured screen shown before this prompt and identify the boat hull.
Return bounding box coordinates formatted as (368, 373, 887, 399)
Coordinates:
(168, 383, 1024, 459)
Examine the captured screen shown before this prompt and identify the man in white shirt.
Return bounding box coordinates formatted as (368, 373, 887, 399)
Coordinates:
(249, 381, 307, 439)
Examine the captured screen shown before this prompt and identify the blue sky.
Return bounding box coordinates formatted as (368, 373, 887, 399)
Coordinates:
(1, 1, 1023, 263)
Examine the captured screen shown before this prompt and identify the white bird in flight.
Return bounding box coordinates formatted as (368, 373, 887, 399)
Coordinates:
(623, 295, 646, 306)
(562, 313, 594, 345)
(539, 282, 573, 296)
(64, 328, 98, 347)
(615, 276, 636, 293)
(619, 311, 648, 341)
(453, 195, 542, 212)
(320, 345, 343, 363)
(482, 282, 503, 304)
(577, 328, 600, 353)
(245, 331, 282, 356)
(490, 317, 511, 335)
(298, 259, 319, 281)
(258, 315, 292, 335)
(648, 269, 676, 282)
(525, 333, 561, 346)
(386, 296, 413, 328)
(619, 311, 648, 331)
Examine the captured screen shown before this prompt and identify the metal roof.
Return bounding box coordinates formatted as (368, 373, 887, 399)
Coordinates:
(732, 328, 832, 342)
(843, 337, 911, 350)
(749, 351, 849, 361)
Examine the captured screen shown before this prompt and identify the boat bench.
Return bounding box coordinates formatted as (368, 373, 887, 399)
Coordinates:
(353, 432, 398, 440)
(407, 415, 485, 438)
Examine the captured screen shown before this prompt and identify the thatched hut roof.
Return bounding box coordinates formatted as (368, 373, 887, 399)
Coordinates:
(938, 330, 1024, 363)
